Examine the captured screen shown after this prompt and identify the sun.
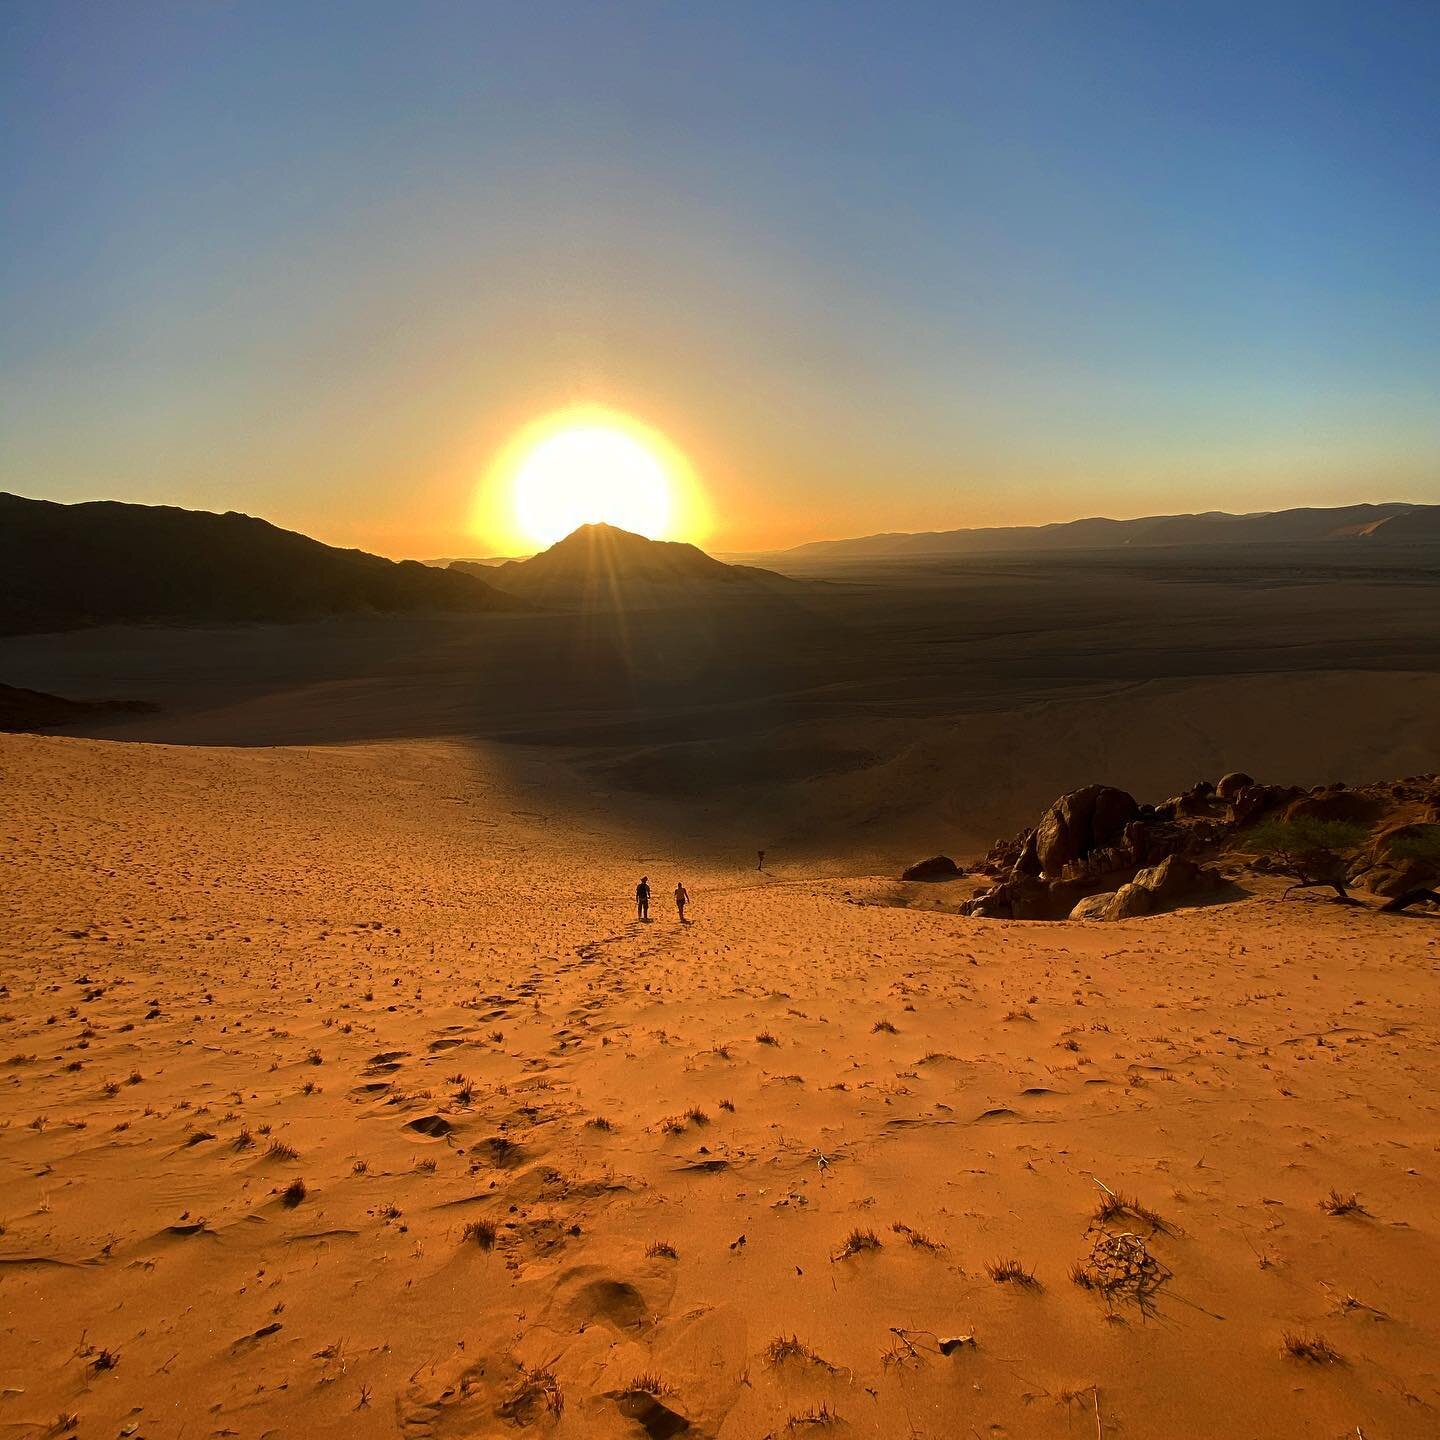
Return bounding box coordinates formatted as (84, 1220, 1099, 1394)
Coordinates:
(477, 407, 706, 552)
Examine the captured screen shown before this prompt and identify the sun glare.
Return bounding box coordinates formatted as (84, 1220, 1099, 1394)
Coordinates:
(478, 407, 706, 552)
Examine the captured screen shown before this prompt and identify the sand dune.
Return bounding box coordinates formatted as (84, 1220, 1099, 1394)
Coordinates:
(3, 733, 1438, 1438)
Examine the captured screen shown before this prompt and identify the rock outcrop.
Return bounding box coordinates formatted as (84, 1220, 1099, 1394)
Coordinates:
(1034, 785, 1139, 878)
(901, 855, 962, 882)
(964, 771, 1440, 923)
(1216, 772, 1253, 803)
(1070, 855, 1226, 921)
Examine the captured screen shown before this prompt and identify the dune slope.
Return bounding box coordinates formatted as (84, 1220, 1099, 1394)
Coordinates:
(2, 734, 1438, 1438)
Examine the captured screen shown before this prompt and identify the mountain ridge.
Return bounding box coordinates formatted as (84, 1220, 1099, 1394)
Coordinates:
(457, 521, 796, 607)
(0, 491, 529, 635)
(780, 501, 1439, 560)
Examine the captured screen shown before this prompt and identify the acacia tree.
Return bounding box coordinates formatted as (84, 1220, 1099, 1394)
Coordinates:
(1244, 817, 1369, 903)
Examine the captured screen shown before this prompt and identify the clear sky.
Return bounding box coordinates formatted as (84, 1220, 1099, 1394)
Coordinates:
(3, 1, 1438, 556)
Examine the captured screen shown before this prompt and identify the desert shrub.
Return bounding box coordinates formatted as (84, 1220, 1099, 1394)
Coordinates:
(1244, 818, 1368, 857)
(1387, 825, 1440, 864)
(1244, 817, 1368, 899)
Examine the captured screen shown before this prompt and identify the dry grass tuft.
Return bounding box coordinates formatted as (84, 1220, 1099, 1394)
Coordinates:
(871, 1019, 898, 1034)
(891, 1220, 945, 1251)
(501, 1365, 564, 1421)
(585, 1115, 614, 1131)
(832, 1227, 883, 1261)
(266, 1139, 299, 1161)
(646, 1239, 678, 1259)
(764, 1335, 833, 1369)
(461, 1219, 497, 1250)
(1282, 1330, 1343, 1365)
(985, 1257, 1037, 1287)
(280, 1177, 307, 1207)
(786, 1403, 840, 1429)
(625, 1372, 672, 1396)
(1071, 1230, 1169, 1311)
(1318, 1188, 1369, 1217)
(1092, 1190, 1172, 1234)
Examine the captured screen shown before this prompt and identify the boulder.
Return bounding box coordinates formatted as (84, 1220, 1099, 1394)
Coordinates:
(1132, 854, 1222, 904)
(1013, 831, 1041, 878)
(1230, 782, 1300, 826)
(1068, 892, 1119, 921)
(902, 855, 961, 882)
(1216, 771, 1254, 803)
(1066, 854, 1225, 921)
(1107, 881, 1154, 919)
(961, 875, 1059, 920)
(1034, 785, 1139, 879)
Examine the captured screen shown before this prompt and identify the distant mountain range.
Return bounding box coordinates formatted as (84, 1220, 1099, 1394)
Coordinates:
(0, 492, 527, 635)
(453, 522, 794, 606)
(781, 501, 1440, 560)
(0, 683, 158, 732)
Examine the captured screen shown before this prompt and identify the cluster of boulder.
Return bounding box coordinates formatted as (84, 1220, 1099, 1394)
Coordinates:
(901, 771, 1440, 922)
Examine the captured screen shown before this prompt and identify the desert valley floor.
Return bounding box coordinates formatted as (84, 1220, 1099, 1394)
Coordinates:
(3, 732, 1438, 1440)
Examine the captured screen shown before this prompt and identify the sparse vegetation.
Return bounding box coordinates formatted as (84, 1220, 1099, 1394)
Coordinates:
(764, 1334, 830, 1368)
(1092, 1189, 1172, 1234)
(1245, 818, 1368, 901)
(1071, 1230, 1169, 1311)
(985, 1257, 1037, 1287)
(832, 1227, 883, 1260)
(501, 1365, 564, 1421)
(624, 1372, 672, 1396)
(786, 1403, 840, 1429)
(646, 1239, 678, 1259)
(1386, 824, 1440, 864)
(462, 1219, 497, 1250)
(891, 1220, 945, 1251)
(1318, 1188, 1369, 1216)
(1282, 1330, 1343, 1364)
(280, 1176, 307, 1207)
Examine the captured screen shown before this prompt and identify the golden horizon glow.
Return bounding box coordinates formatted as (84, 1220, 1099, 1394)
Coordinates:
(474, 407, 709, 553)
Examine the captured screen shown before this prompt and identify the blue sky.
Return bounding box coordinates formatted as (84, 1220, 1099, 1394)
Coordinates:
(2, 1, 1438, 553)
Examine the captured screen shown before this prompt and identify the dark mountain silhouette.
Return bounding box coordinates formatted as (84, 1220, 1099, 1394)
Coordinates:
(0, 492, 528, 635)
(0, 683, 158, 733)
(782, 501, 1440, 561)
(462, 522, 796, 608)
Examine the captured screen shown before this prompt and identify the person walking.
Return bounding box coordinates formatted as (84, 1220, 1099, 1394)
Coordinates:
(674, 881, 690, 923)
(757, 849, 766, 871)
(635, 876, 651, 922)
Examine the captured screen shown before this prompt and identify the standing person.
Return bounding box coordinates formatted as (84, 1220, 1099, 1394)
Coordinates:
(635, 876, 651, 922)
(674, 881, 690, 923)
(757, 849, 766, 871)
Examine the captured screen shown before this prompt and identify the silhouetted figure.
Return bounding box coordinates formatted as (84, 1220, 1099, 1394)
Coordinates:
(674, 882, 689, 922)
(757, 849, 766, 871)
(636, 876, 650, 921)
